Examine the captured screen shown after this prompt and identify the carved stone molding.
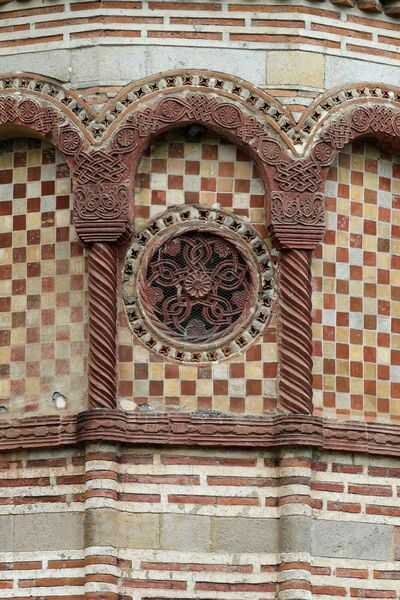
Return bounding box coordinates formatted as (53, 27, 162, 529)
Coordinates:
(305, 93, 400, 156)
(0, 89, 132, 244)
(1, 411, 400, 458)
(109, 92, 287, 177)
(3, 74, 400, 421)
(3, 73, 400, 152)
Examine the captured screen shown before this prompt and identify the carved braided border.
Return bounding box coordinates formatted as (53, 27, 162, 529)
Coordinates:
(88, 243, 118, 409)
(278, 250, 313, 414)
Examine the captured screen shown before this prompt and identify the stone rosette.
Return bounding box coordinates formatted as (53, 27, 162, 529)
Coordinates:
(122, 205, 276, 364)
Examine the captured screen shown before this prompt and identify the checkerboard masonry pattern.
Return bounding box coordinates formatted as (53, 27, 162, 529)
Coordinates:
(1, 133, 400, 422)
(0, 138, 88, 416)
(117, 129, 279, 415)
(312, 141, 400, 423)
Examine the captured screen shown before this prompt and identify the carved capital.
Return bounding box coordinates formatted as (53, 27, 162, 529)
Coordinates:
(268, 191, 325, 249)
(73, 182, 131, 244)
(71, 148, 131, 244)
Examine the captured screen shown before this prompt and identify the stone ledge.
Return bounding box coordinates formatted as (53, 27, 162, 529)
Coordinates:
(0, 411, 399, 457)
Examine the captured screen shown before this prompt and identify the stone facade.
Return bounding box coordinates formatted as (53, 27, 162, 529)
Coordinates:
(0, 0, 400, 598)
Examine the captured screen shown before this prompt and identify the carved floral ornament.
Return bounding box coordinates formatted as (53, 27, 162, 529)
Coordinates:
(122, 206, 276, 364)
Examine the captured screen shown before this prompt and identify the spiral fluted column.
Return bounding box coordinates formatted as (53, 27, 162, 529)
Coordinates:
(88, 242, 118, 409)
(278, 249, 313, 414)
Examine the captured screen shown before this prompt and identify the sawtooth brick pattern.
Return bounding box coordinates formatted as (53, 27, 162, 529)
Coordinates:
(312, 141, 400, 423)
(0, 138, 88, 417)
(117, 128, 278, 415)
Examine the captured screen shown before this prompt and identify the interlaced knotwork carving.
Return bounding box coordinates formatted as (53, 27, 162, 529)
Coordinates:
(0, 95, 58, 135)
(110, 93, 285, 172)
(123, 205, 275, 363)
(74, 150, 126, 184)
(310, 105, 400, 177)
(273, 159, 322, 193)
(278, 250, 313, 414)
(74, 183, 128, 221)
(88, 243, 118, 409)
(322, 117, 351, 149)
(138, 231, 253, 344)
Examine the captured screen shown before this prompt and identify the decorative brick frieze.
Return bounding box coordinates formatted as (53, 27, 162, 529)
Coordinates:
(1, 412, 400, 458)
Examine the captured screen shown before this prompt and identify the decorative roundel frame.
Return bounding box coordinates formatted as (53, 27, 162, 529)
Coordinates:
(122, 205, 276, 364)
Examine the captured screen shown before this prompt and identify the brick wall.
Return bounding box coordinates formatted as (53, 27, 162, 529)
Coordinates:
(311, 450, 400, 597)
(0, 444, 399, 598)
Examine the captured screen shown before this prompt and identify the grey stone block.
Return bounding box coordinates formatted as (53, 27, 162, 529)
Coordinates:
(280, 515, 311, 554)
(312, 520, 394, 560)
(14, 512, 84, 552)
(211, 517, 278, 553)
(0, 50, 72, 83)
(69, 45, 267, 89)
(325, 55, 400, 89)
(161, 514, 210, 552)
(0, 515, 13, 552)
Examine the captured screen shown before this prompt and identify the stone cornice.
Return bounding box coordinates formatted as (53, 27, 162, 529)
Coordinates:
(1, 411, 399, 457)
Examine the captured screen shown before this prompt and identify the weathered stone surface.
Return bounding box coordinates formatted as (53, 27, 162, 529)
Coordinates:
(267, 51, 325, 88)
(119, 511, 159, 549)
(312, 520, 394, 560)
(280, 515, 311, 554)
(85, 508, 159, 549)
(395, 526, 400, 561)
(0, 516, 13, 552)
(325, 55, 400, 88)
(70, 45, 267, 89)
(211, 517, 279, 553)
(161, 514, 210, 552)
(14, 512, 84, 552)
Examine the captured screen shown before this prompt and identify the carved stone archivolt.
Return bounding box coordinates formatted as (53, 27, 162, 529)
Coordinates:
(123, 205, 276, 364)
(2, 72, 400, 418)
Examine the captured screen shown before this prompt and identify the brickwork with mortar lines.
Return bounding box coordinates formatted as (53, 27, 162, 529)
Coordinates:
(0, 0, 396, 58)
(2, 0, 400, 116)
(0, 138, 88, 417)
(118, 128, 278, 414)
(312, 141, 400, 424)
(311, 450, 400, 597)
(1, 445, 399, 597)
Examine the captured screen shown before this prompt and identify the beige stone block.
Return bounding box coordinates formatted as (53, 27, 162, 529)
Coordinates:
(161, 514, 210, 552)
(85, 509, 159, 550)
(211, 517, 278, 553)
(267, 51, 325, 88)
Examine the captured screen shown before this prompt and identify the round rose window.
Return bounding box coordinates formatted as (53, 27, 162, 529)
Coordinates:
(123, 206, 275, 363)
